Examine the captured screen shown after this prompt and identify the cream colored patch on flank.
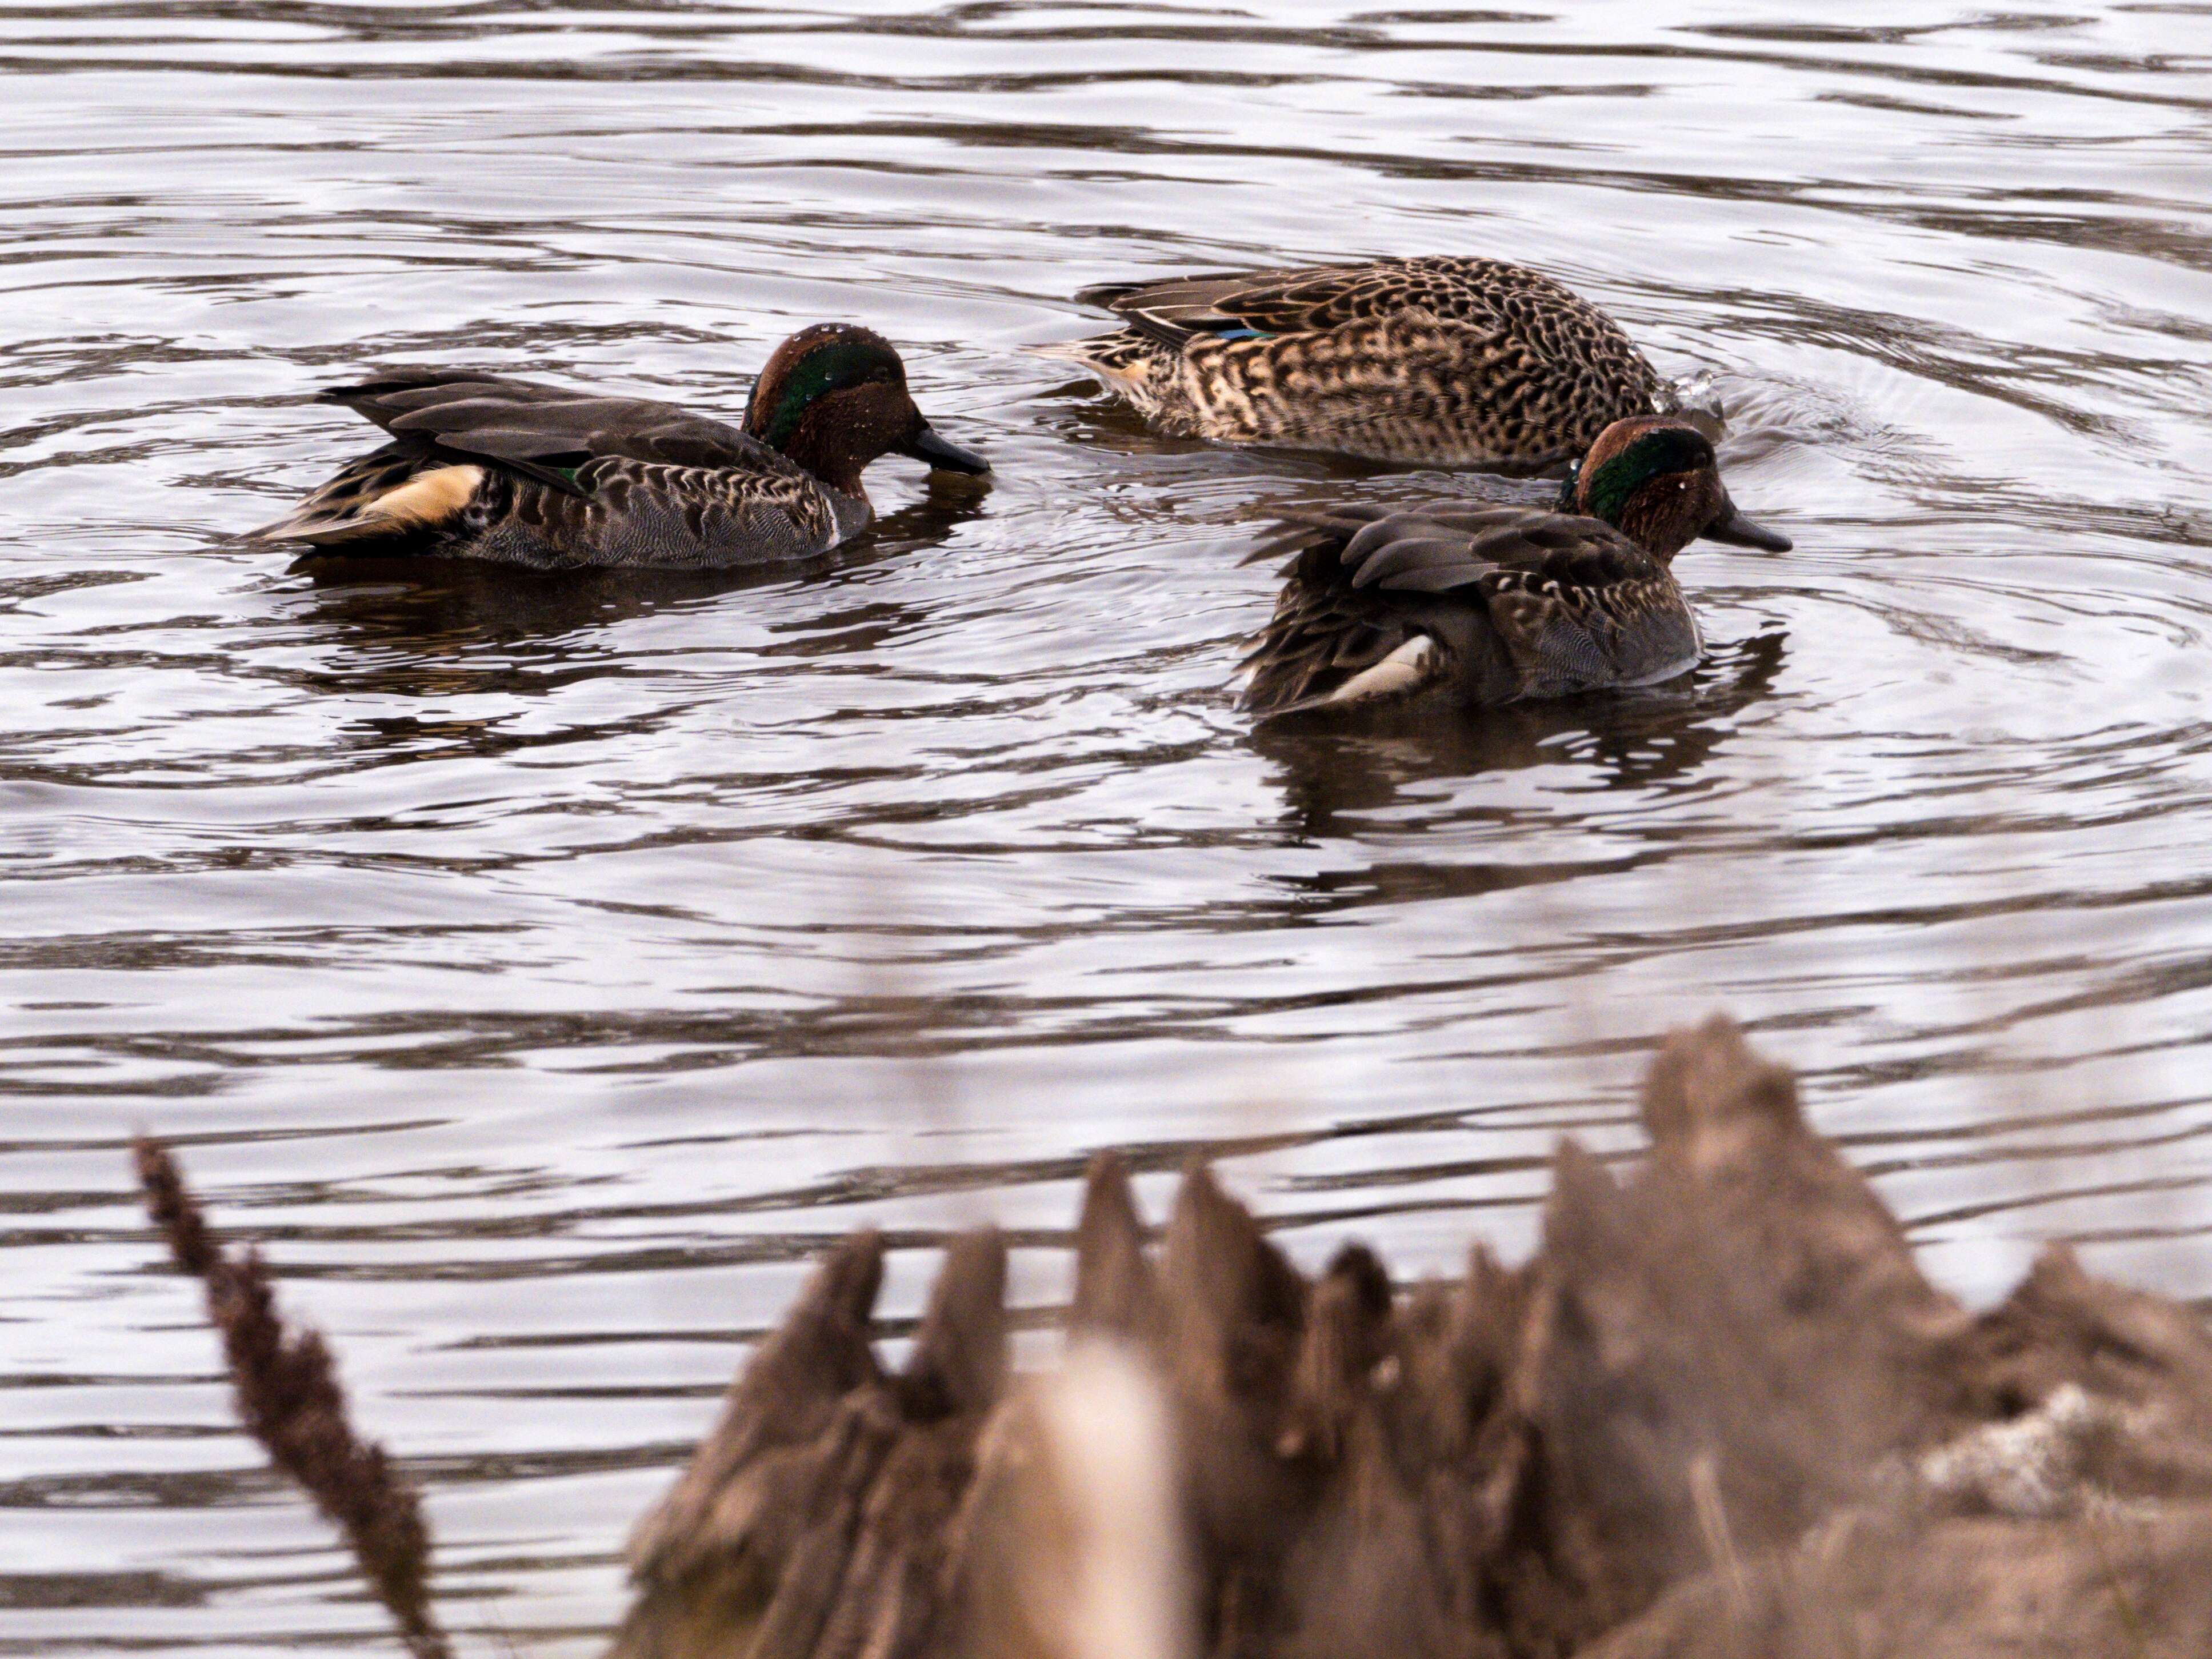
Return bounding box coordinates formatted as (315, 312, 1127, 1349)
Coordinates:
(361, 465, 483, 529)
(1035, 1343, 1191, 1659)
(1325, 633, 1434, 703)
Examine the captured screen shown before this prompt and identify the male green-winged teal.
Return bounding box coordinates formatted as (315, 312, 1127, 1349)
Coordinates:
(244, 324, 989, 568)
(1042, 255, 1662, 467)
(1239, 416, 1789, 718)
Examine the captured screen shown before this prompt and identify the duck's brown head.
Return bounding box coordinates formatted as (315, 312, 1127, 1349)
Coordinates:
(1560, 416, 1790, 559)
(744, 324, 989, 495)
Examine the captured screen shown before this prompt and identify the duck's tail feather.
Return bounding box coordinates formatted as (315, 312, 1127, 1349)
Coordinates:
(241, 443, 483, 549)
(1238, 505, 1394, 568)
(1022, 331, 1165, 397)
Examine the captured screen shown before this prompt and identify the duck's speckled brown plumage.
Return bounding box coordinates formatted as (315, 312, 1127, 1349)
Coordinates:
(1239, 417, 1790, 718)
(1048, 256, 1662, 467)
(243, 327, 987, 569)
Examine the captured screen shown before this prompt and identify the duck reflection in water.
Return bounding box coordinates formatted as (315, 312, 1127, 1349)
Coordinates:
(1250, 626, 1787, 837)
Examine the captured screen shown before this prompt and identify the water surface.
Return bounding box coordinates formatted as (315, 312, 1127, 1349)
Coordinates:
(5, 1, 2212, 1652)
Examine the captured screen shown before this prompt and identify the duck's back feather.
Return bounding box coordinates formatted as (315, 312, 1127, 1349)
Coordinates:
(1079, 256, 1633, 350)
(323, 371, 798, 487)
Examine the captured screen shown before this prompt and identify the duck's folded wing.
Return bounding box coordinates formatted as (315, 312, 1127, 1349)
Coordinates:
(322, 371, 789, 494)
(1341, 505, 1665, 597)
(1077, 266, 1346, 346)
(1239, 555, 1445, 716)
(1076, 258, 1552, 348)
(1238, 508, 1505, 715)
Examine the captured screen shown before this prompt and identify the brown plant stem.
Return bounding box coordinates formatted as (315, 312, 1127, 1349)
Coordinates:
(134, 1136, 453, 1659)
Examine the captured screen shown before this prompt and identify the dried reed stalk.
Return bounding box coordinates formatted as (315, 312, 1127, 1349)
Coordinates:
(134, 1136, 452, 1659)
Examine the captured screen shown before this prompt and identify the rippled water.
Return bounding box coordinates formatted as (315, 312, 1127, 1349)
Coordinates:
(5, 0, 2212, 1650)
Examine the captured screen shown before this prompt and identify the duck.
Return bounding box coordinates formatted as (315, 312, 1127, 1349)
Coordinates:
(1039, 255, 1663, 467)
(1239, 415, 1790, 718)
(243, 324, 989, 569)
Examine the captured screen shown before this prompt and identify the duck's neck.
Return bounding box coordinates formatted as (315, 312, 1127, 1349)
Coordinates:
(769, 407, 870, 499)
(1610, 487, 1697, 560)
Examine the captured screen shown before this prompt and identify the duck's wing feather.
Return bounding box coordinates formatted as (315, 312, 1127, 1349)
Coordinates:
(322, 371, 794, 495)
(1345, 506, 1666, 595)
(1077, 258, 1581, 350)
(1239, 537, 1444, 716)
(1264, 502, 1663, 595)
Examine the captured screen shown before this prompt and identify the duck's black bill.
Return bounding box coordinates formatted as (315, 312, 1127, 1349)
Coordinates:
(1703, 501, 1791, 552)
(902, 422, 990, 475)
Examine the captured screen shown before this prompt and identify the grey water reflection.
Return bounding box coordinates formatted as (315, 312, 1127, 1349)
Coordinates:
(4, 0, 2212, 1652)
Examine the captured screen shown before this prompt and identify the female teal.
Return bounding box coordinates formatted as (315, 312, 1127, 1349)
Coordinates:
(246, 325, 988, 569)
(1045, 255, 1663, 469)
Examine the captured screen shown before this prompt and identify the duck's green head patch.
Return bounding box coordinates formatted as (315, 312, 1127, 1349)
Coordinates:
(1577, 422, 1717, 526)
(745, 324, 906, 451)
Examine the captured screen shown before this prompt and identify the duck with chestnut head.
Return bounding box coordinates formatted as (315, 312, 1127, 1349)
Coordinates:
(243, 323, 989, 569)
(1239, 415, 1790, 718)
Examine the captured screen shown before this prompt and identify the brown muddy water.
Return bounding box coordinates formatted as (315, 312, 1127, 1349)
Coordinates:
(2, 1, 2211, 1652)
